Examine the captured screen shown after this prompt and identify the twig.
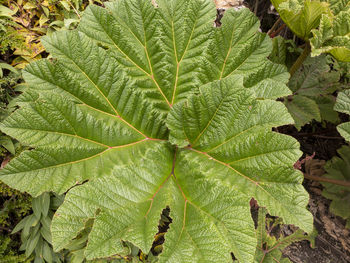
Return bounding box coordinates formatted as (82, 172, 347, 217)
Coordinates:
(312, 135, 344, 140)
(34, 0, 46, 19)
(290, 130, 340, 136)
(304, 173, 350, 187)
(268, 17, 281, 36)
(67, 0, 81, 19)
(270, 24, 286, 38)
(0, 226, 12, 232)
(254, 0, 259, 15)
(290, 133, 344, 140)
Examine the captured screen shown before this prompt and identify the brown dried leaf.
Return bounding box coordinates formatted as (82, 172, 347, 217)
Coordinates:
(305, 158, 326, 178)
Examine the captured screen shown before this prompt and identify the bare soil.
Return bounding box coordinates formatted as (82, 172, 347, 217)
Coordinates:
(283, 179, 350, 263)
(280, 123, 350, 263)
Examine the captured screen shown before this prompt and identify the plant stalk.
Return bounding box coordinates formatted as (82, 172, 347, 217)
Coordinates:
(290, 41, 311, 77)
(254, 0, 259, 15)
(268, 17, 281, 36)
(304, 173, 350, 188)
(270, 24, 286, 38)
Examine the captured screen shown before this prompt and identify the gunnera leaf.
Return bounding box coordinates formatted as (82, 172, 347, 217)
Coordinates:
(0, 0, 313, 262)
(284, 55, 340, 129)
(284, 95, 321, 130)
(328, 0, 350, 15)
(269, 36, 287, 65)
(314, 95, 339, 123)
(270, 0, 330, 40)
(288, 56, 340, 97)
(310, 1, 350, 62)
(334, 89, 350, 141)
(322, 146, 350, 229)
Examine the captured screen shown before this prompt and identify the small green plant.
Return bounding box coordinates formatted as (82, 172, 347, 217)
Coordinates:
(0, 182, 31, 262)
(254, 207, 316, 263)
(321, 146, 350, 228)
(0, 4, 25, 54)
(0, 235, 30, 263)
(0, 0, 103, 68)
(12, 192, 65, 262)
(316, 90, 350, 229)
(0, 181, 31, 226)
(0, 0, 313, 261)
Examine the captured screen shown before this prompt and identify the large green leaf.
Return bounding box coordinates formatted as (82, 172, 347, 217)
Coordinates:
(314, 95, 339, 123)
(0, 31, 168, 195)
(334, 89, 350, 141)
(270, 0, 330, 40)
(284, 95, 321, 130)
(287, 55, 340, 97)
(0, 0, 313, 262)
(328, 0, 350, 15)
(284, 55, 340, 129)
(167, 78, 312, 234)
(310, 7, 350, 62)
(269, 36, 288, 65)
(78, 0, 291, 105)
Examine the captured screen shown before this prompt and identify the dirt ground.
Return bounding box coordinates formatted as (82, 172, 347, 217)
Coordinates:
(283, 179, 350, 263)
(280, 124, 350, 263)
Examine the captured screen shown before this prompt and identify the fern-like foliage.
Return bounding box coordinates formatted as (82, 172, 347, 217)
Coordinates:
(0, 0, 313, 262)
